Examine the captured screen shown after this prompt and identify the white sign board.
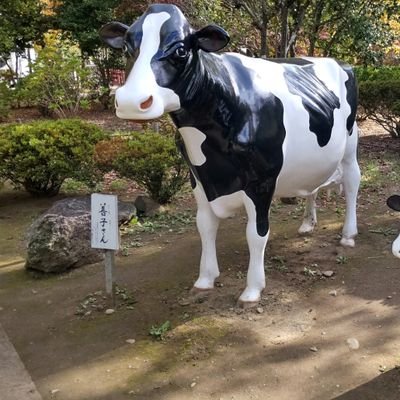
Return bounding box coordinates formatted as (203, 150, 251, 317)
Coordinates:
(91, 194, 119, 250)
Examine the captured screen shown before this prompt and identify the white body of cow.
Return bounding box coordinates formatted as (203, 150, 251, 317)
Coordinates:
(100, 5, 361, 304)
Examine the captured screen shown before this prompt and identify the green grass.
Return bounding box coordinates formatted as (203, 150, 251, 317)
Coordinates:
(359, 153, 400, 190)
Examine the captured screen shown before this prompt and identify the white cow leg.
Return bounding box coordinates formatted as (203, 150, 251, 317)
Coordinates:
(239, 198, 268, 303)
(298, 193, 318, 234)
(193, 186, 220, 290)
(392, 234, 400, 258)
(340, 128, 361, 247)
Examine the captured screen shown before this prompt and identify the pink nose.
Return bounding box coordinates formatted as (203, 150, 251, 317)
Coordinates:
(140, 96, 153, 110)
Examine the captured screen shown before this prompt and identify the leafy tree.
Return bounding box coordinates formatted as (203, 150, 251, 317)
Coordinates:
(228, 0, 399, 61)
(18, 32, 93, 118)
(190, 1, 255, 53)
(54, 0, 124, 107)
(305, 0, 400, 64)
(0, 0, 47, 83)
(55, 0, 119, 55)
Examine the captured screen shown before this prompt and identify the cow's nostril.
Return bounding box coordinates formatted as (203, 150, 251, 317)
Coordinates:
(140, 96, 153, 110)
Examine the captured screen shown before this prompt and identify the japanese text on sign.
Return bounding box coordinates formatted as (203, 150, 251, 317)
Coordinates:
(91, 194, 119, 250)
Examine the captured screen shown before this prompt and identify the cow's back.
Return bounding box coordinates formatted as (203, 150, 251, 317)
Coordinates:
(223, 54, 356, 197)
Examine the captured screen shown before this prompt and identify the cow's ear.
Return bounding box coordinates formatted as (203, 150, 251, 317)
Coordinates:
(99, 22, 129, 49)
(387, 195, 400, 211)
(194, 25, 230, 52)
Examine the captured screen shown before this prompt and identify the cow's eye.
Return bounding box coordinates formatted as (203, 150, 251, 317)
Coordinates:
(123, 44, 129, 53)
(174, 47, 188, 58)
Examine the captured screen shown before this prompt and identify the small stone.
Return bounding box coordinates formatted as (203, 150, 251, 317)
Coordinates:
(387, 295, 392, 299)
(190, 382, 197, 388)
(256, 307, 264, 314)
(346, 338, 360, 350)
(310, 346, 318, 352)
(322, 271, 334, 278)
(31, 289, 38, 294)
(50, 389, 60, 396)
(329, 290, 337, 296)
(379, 365, 387, 373)
(126, 339, 136, 344)
(105, 309, 115, 315)
(179, 299, 191, 306)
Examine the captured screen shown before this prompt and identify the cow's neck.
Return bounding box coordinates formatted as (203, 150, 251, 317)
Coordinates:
(170, 51, 245, 135)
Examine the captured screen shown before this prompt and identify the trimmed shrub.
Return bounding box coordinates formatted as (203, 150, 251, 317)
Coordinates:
(355, 66, 400, 137)
(95, 135, 128, 172)
(101, 132, 189, 204)
(0, 119, 107, 196)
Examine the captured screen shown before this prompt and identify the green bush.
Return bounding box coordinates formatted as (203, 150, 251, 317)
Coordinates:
(109, 132, 189, 204)
(355, 66, 400, 137)
(0, 119, 107, 196)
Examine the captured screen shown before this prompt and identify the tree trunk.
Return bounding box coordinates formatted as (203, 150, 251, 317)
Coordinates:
(260, 1, 269, 57)
(279, 3, 289, 57)
(307, 0, 324, 56)
(260, 24, 269, 57)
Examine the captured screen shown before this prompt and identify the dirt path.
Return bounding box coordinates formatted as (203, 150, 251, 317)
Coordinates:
(1, 128, 400, 400)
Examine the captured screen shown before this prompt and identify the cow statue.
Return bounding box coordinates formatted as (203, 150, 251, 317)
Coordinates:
(387, 195, 400, 258)
(100, 4, 361, 304)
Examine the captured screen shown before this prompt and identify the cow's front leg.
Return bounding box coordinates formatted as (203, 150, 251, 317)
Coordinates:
(239, 195, 270, 304)
(298, 193, 318, 234)
(193, 185, 220, 290)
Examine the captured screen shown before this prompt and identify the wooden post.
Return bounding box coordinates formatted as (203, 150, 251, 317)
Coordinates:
(91, 194, 119, 306)
(104, 250, 116, 305)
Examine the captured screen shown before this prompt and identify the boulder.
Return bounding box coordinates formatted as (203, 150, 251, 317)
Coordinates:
(25, 197, 136, 273)
(134, 195, 162, 217)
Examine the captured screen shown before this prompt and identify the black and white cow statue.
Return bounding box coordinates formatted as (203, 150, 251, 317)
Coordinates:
(100, 4, 361, 304)
(387, 195, 400, 258)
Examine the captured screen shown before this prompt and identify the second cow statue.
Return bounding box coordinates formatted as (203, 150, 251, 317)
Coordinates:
(100, 4, 361, 304)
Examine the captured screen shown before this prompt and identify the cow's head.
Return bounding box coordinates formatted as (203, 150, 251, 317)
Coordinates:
(99, 4, 229, 120)
(387, 194, 400, 258)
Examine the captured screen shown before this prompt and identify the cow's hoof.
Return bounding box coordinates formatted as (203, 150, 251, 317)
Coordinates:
(298, 222, 315, 234)
(237, 299, 260, 309)
(340, 237, 355, 247)
(238, 288, 262, 305)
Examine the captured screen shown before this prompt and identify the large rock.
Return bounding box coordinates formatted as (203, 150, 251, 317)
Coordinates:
(134, 195, 162, 217)
(25, 197, 136, 273)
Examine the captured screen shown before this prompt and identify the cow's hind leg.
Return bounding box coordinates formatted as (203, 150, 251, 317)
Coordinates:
(239, 195, 270, 304)
(192, 185, 220, 290)
(298, 193, 318, 234)
(340, 124, 361, 247)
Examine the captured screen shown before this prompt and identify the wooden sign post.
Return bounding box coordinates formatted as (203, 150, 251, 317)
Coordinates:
(91, 194, 119, 304)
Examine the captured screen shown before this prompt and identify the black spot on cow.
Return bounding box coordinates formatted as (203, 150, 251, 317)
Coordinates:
(284, 65, 340, 147)
(337, 60, 358, 134)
